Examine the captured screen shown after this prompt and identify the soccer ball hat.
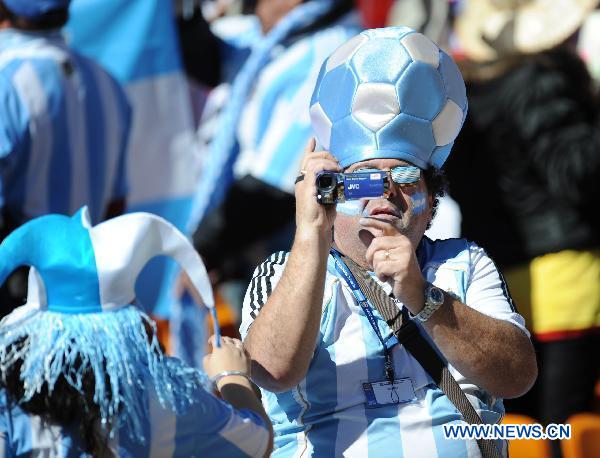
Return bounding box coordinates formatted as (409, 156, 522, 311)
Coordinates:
(310, 27, 468, 170)
(0, 207, 216, 442)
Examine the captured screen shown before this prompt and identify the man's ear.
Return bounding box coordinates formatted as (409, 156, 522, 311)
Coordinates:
(426, 192, 435, 224)
(427, 193, 434, 212)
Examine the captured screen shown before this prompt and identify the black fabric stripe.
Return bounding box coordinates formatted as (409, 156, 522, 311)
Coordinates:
(249, 261, 267, 320)
(249, 251, 287, 319)
(485, 250, 518, 313)
(249, 258, 268, 319)
(266, 251, 284, 299)
(248, 268, 261, 320)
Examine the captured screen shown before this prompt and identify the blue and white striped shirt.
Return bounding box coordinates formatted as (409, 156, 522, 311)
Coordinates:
(0, 378, 270, 457)
(241, 238, 528, 457)
(202, 13, 361, 195)
(0, 29, 131, 226)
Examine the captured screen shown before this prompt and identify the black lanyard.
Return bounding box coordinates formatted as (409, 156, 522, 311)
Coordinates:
(331, 249, 398, 381)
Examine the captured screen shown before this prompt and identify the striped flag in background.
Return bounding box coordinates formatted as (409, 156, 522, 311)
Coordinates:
(66, 0, 202, 321)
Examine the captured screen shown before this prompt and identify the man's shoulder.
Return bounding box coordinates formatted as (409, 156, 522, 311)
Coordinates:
(0, 33, 66, 67)
(251, 250, 339, 282)
(260, 251, 290, 267)
(419, 236, 483, 266)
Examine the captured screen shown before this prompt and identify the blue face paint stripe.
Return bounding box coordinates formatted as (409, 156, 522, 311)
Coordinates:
(411, 191, 427, 215)
(336, 198, 371, 217)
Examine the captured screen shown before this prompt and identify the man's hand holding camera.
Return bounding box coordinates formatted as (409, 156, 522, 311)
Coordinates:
(295, 138, 340, 243)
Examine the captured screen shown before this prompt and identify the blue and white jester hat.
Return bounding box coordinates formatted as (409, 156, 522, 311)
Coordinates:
(3, 0, 71, 18)
(0, 207, 217, 442)
(310, 26, 468, 170)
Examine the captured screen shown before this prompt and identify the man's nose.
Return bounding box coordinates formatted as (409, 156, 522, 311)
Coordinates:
(385, 179, 409, 210)
(386, 175, 403, 198)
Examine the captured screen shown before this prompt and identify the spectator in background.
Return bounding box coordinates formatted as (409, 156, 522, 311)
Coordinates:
(0, 209, 272, 457)
(180, 0, 361, 304)
(0, 0, 131, 316)
(448, 0, 600, 453)
(387, 0, 450, 46)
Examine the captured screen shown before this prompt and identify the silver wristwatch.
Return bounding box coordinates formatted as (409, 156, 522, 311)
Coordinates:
(414, 282, 445, 322)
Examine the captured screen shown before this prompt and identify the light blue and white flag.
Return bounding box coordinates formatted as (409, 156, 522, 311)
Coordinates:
(66, 0, 201, 321)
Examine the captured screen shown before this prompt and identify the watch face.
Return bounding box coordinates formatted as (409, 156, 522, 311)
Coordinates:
(428, 285, 444, 305)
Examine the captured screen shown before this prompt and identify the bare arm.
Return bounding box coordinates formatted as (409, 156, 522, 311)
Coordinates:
(364, 219, 537, 399)
(204, 337, 274, 456)
(244, 232, 330, 392)
(244, 140, 340, 392)
(422, 294, 536, 398)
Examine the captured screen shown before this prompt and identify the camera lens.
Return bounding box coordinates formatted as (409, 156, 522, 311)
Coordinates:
(316, 172, 337, 192)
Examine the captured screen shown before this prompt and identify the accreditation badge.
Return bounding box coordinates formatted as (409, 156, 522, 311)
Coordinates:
(362, 378, 416, 408)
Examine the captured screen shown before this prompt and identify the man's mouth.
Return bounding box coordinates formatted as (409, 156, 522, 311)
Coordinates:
(368, 206, 400, 219)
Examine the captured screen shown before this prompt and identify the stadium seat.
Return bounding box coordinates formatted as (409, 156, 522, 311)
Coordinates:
(562, 413, 600, 458)
(502, 413, 551, 458)
(153, 316, 171, 355)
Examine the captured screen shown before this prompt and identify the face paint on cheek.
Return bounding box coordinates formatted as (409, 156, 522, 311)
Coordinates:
(336, 199, 369, 216)
(410, 192, 427, 215)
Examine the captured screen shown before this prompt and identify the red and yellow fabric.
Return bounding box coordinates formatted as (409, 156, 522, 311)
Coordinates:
(504, 249, 600, 342)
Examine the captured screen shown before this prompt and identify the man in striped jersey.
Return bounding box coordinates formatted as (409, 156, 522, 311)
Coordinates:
(240, 28, 537, 457)
(0, 0, 131, 315)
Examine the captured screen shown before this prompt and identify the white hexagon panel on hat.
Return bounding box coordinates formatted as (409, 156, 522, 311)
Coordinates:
(309, 26, 468, 169)
(352, 83, 400, 132)
(325, 33, 369, 72)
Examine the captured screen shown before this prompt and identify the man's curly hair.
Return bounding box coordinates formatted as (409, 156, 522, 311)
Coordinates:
(422, 166, 449, 229)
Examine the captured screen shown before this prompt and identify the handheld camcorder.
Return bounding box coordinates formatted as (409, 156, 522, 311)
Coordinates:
(316, 171, 391, 205)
